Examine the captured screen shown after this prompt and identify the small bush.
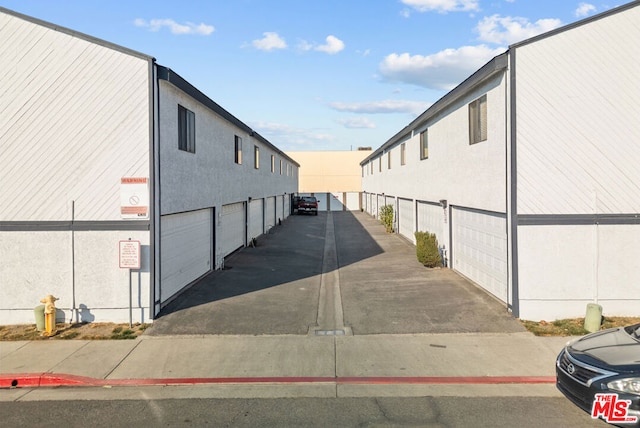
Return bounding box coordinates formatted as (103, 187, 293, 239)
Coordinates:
(415, 231, 442, 268)
(379, 205, 394, 233)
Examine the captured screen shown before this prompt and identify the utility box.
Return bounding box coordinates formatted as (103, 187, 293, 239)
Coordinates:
(584, 303, 603, 333)
(34, 304, 45, 331)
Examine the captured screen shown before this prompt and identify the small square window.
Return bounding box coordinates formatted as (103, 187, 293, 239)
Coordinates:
(178, 105, 195, 153)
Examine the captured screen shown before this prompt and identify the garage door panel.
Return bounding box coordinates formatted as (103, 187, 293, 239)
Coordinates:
(249, 199, 264, 238)
(452, 207, 507, 302)
(276, 195, 284, 221)
(160, 209, 212, 304)
(221, 202, 245, 257)
(330, 192, 344, 211)
(266, 197, 276, 229)
(398, 198, 414, 242)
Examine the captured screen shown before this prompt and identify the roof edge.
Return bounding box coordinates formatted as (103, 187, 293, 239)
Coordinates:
(361, 52, 508, 165)
(157, 65, 299, 167)
(0, 6, 155, 62)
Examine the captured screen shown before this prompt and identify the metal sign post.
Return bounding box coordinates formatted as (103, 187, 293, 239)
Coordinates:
(119, 240, 141, 327)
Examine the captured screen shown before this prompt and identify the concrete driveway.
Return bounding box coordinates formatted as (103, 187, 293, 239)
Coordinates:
(146, 211, 525, 336)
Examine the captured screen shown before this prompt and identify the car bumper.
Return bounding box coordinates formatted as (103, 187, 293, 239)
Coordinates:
(556, 349, 640, 427)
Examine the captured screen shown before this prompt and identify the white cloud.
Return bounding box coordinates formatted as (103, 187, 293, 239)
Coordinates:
(250, 121, 336, 149)
(475, 15, 563, 45)
(401, 0, 480, 13)
(134, 18, 214, 35)
(252, 32, 287, 51)
(329, 100, 430, 115)
(297, 40, 313, 51)
(315, 35, 345, 54)
(379, 45, 505, 90)
(575, 3, 597, 17)
(336, 117, 377, 129)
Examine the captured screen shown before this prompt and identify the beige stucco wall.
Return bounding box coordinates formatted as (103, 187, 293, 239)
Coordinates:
(286, 150, 372, 192)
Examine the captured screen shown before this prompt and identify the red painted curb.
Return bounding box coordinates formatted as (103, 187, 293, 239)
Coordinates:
(1, 373, 556, 388)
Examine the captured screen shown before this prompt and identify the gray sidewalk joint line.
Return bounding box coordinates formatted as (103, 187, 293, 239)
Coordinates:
(103, 339, 144, 380)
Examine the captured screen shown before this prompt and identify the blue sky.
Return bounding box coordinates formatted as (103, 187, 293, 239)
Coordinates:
(0, 0, 620, 151)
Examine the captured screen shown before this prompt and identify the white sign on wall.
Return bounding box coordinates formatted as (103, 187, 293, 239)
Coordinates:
(119, 240, 141, 269)
(120, 177, 149, 219)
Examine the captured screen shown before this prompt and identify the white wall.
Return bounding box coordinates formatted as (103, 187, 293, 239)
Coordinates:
(158, 80, 298, 216)
(0, 10, 152, 324)
(515, 6, 640, 215)
(362, 72, 507, 214)
(514, 4, 640, 320)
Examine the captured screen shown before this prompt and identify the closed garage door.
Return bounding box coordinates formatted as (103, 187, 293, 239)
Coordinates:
(398, 198, 414, 242)
(249, 198, 263, 239)
(276, 195, 284, 222)
(284, 196, 290, 218)
(346, 192, 360, 211)
(221, 202, 245, 257)
(160, 209, 212, 304)
(417, 201, 443, 240)
(266, 197, 276, 230)
(452, 207, 508, 303)
(330, 192, 343, 211)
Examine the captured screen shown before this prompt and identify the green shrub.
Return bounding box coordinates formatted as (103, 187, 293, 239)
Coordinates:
(415, 231, 442, 268)
(379, 205, 394, 233)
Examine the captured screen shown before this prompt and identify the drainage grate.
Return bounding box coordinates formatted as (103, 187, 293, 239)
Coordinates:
(315, 330, 345, 336)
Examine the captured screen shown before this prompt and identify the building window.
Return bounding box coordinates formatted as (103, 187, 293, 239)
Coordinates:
(401, 143, 406, 165)
(178, 105, 195, 153)
(254, 145, 260, 169)
(387, 151, 391, 169)
(280, 159, 283, 175)
(234, 136, 242, 164)
(469, 94, 487, 144)
(378, 156, 382, 172)
(271, 155, 275, 173)
(370, 161, 373, 175)
(420, 130, 428, 160)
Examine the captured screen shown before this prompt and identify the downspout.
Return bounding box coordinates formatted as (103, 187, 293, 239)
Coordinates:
(150, 59, 161, 319)
(70, 200, 76, 323)
(508, 48, 520, 318)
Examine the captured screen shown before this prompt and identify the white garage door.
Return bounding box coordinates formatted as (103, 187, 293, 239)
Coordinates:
(249, 198, 263, 239)
(284, 196, 290, 218)
(346, 192, 360, 211)
(417, 201, 443, 240)
(276, 195, 284, 223)
(330, 192, 343, 211)
(221, 202, 245, 257)
(314, 193, 328, 212)
(160, 209, 212, 304)
(452, 207, 508, 303)
(266, 197, 276, 230)
(398, 198, 414, 242)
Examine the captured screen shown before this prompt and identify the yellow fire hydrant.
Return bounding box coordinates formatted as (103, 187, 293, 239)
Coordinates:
(40, 295, 59, 337)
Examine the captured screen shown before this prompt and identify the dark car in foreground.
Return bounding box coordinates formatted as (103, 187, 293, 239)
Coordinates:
(556, 324, 640, 427)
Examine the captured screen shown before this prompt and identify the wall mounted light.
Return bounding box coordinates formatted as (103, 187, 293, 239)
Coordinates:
(439, 199, 448, 208)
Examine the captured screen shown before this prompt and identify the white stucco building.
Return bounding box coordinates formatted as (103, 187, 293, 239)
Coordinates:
(361, 2, 640, 321)
(0, 8, 299, 325)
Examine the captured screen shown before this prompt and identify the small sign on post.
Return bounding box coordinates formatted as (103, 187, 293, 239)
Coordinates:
(119, 240, 141, 269)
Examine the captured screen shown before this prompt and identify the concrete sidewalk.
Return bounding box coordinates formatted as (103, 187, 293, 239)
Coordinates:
(0, 332, 570, 400)
(0, 211, 570, 399)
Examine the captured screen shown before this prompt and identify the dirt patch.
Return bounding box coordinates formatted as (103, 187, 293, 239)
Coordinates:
(519, 316, 640, 336)
(0, 322, 150, 341)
